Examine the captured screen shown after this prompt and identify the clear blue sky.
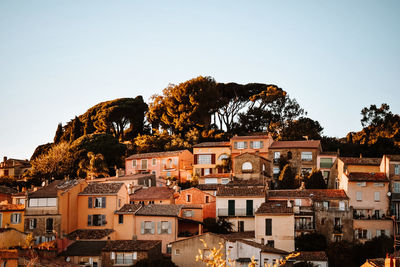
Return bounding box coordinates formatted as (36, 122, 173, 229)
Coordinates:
(1, 0, 399, 160)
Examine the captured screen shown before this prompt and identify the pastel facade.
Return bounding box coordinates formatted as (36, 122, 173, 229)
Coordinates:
(0, 204, 24, 232)
(0, 228, 27, 249)
(232, 152, 271, 181)
(0, 156, 31, 178)
(125, 150, 193, 183)
(192, 141, 231, 177)
(230, 135, 273, 161)
(130, 186, 175, 205)
(174, 187, 216, 220)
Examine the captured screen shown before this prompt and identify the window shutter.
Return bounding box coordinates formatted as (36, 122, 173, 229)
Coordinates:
(102, 197, 106, 208)
(102, 215, 106, 225)
(260, 141, 264, 148)
(250, 141, 253, 148)
(87, 215, 92, 226)
(265, 219, 272, 236)
(194, 155, 198, 164)
(88, 197, 92, 208)
(157, 222, 161, 234)
(34, 219, 37, 228)
(201, 169, 204, 176)
(354, 229, 358, 239)
(111, 252, 115, 260)
(133, 252, 137, 260)
(211, 154, 216, 164)
(140, 222, 145, 234)
(168, 222, 172, 234)
(376, 230, 380, 237)
(151, 222, 155, 234)
(367, 230, 371, 239)
(385, 229, 390, 236)
(244, 142, 248, 149)
(234, 142, 237, 149)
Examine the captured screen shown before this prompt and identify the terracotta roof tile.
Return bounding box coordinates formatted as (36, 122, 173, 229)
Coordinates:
(269, 140, 321, 149)
(0, 249, 18, 259)
(219, 231, 255, 241)
(130, 187, 174, 201)
(0, 204, 24, 211)
(79, 183, 124, 195)
(267, 189, 349, 201)
(217, 187, 265, 197)
(29, 179, 84, 198)
(193, 142, 230, 148)
(102, 240, 161, 251)
(115, 204, 142, 214)
(196, 184, 223, 191)
(60, 241, 107, 256)
(340, 157, 382, 166)
(347, 172, 388, 182)
(387, 155, 400, 161)
(67, 229, 114, 240)
(238, 240, 288, 254)
(231, 135, 271, 140)
(227, 179, 266, 186)
(255, 201, 293, 214)
(126, 150, 189, 160)
(0, 186, 18, 195)
(135, 204, 182, 217)
(293, 251, 328, 262)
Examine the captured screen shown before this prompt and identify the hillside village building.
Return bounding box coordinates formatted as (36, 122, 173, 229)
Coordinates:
(193, 141, 231, 177)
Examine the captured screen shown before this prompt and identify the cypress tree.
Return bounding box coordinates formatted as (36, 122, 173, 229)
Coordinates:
(70, 116, 83, 142)
(84, 115, 96, 135)
(53, 123, 63, 144)
(278, 164, 299, 189)
(305, 169, 327, 189)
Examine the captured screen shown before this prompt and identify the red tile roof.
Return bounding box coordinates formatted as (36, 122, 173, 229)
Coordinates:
(29, 179, 84, 198)
(219, 231, 255, 241)
(0, 186, 18, 195)
(269, 140, 321, 149)
(115, 204, 142, 214)
(238, 240, 288, 254)
(386, 155, 400, 161)
(193, 141, 230, 148)
(130, 187, 174, 201)
(217, 187, 265, 197)
(267, 189, 349, 201)
(0, 204, 24, 211)
(231, 135, 271, 140)
(79, 182, 124, 195)
(293, 251, 328, 262)
(347, 172, 388, 182)
(196, 184, 223, 191)
(126, 150, 189, 160)
(102, 240, 161, 251)
(339, 157, 381, 166)
(67, 229, 114, 240)
(0, 249, 18, 259)
(256, 201, 293, 214)
(135, 204, 182, 217)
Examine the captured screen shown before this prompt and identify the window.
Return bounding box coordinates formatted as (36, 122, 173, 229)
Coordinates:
(394, 182, 400, 193)
(320, 158, 333, 168)
(132, 160, 137, 167)
(375, 210, 381, 219)
(323, 171, 330, 179)
(357, 182, 366, 187)
(152, 158, 157, 166)
(205, 178, 218, 184)
(186, 194, 191, 203)
(238, 221, 244, 232)
(323, 201, 329, 210)
(242, 162, 252, 171)
(395, 164, 400, 175)
(339, 201, 345, 211)
(88, 215, 106, 226)
(301, 168, 312, 175)
(11, 213, 21, 224)
(29, 198, 56, 207)
(265, 219, 272, 236)
(356, 229, 369, 239)
(166, 171, 171, 177)
(374, 183, 384, 187)
(144, 221, 153, 234)
(160, 221, 170, 234)
(295, 199, 301, 206)
(235, 141, 247, 149)
(141, 159, 148, 170)
(301, 152, 312, 161)
(115, 252, 136, 265)
(29, 218, 37, 229)
(273, 167, 280, 178)
(175, 249, 180, 255)
(374, 192, 380, 201)
(167, 244, 172, 254)
(205, 196, 210, 203)
(334, 217, 341, 227)
(89, 197, 106, 208)
(267, 240, 274, 247)
(273, 152, 280, 163)
(119, 199, 121, 208)
(221, 178, 229, 184)
(334, 235, 342, 242)
(218, 154, 229, 161)
(198, 155, 212, 165)
(184, 210, 193, 217)
(356, 191, 362, 201)
(46, 218, 54, 233)
(250, 141, 263, 149)
(204, 168, 210, 176)
(119, 214, 124, 224)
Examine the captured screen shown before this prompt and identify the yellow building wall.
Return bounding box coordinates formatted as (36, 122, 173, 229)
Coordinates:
(113, 214, 135, 240)
(0, 210, 24, 232)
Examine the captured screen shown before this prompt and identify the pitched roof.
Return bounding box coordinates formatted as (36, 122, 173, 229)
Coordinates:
(227, 179, 266, 187)
(386, 155, 400, 161)
(233, 152, 270, 162)
(269, 140, 321, 149)
(87, 173, 155, 183)
(256, 201, 293, 214)
(267, 189, 349, 201)
(339, 157, 382, 166)
(0, 185, 18, 195)
(238, 240, 288, 254)
(196, 184, 223, 191)
(231, 135, 271, 140)
(130, 187, 174, 201)
(29, 179, 84, 198)
(217, 187, 265, 197)
(135, 204, 182, 217)
(115, 204, 142, 214)
(347, 172, 388, 182)
(293, 251, 328, 262)
(67, 229, 114, 240)
(60, 241, 107, 256)
(363, 259, 385, 267)
(0, 249, 18, 259)
(79, 182, 124, 195)
(126, 150, 188, 160)
(219, 231, 255, 241)
(0, 204, 24, 211)
(102, 240, 161, 251)
(193, 141, 230, 148)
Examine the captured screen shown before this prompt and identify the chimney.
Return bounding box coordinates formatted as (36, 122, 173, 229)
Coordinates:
(3, 156, 7, 163)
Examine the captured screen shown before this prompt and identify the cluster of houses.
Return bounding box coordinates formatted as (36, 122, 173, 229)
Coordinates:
(1, 134, 400, 266)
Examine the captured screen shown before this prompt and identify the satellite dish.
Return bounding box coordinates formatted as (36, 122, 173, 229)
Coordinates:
(387, 192, 392, 197)
(65, 257, 70, 262)
(41, 181, 46, 187)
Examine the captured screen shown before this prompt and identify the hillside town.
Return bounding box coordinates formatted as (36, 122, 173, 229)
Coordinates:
(1, 134, 400, 266)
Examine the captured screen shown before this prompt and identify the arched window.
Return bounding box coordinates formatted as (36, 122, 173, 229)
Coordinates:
(218, 154, 229, 161)
(242, 162, 252, 171)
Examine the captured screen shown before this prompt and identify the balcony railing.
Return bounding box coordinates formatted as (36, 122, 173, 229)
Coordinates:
(333, 225, 343, 233)
(295, 223, 315, 230)
(217, 208, 255, 217)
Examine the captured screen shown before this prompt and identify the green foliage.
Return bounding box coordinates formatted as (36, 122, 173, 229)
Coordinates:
(77, 152, 109, 179)
(133, 258, 177, 267)
(30, 143, 53, 161)
(84, 115, 96, 135)
(70, 116, 83, 142)
(280, 117, 323, 141)
(203, 217, 233, 234)
(53, 123, 63, 144)
(304, 169, 327, 189)
(326, 240, 356, 267)
(295, 233, 327, 251)
(278, 164, 299, 189)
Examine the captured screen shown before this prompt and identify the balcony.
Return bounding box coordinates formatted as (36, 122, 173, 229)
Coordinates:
(295, 223, 315, 231)
(217, 208, 255, 217)
(333, 225, 343, 233)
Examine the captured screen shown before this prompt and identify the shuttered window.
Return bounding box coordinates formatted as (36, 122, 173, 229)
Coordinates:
(265, 219, 272, 236)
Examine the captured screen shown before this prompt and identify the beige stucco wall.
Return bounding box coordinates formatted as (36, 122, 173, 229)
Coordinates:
(346, 180, 389, 214)
(255, 214, 295, 252)
(113, 213, 135, 240)
(193, 146, 231, 176)
(0, 230, 27, 249)
(353, 219, 393, 242)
